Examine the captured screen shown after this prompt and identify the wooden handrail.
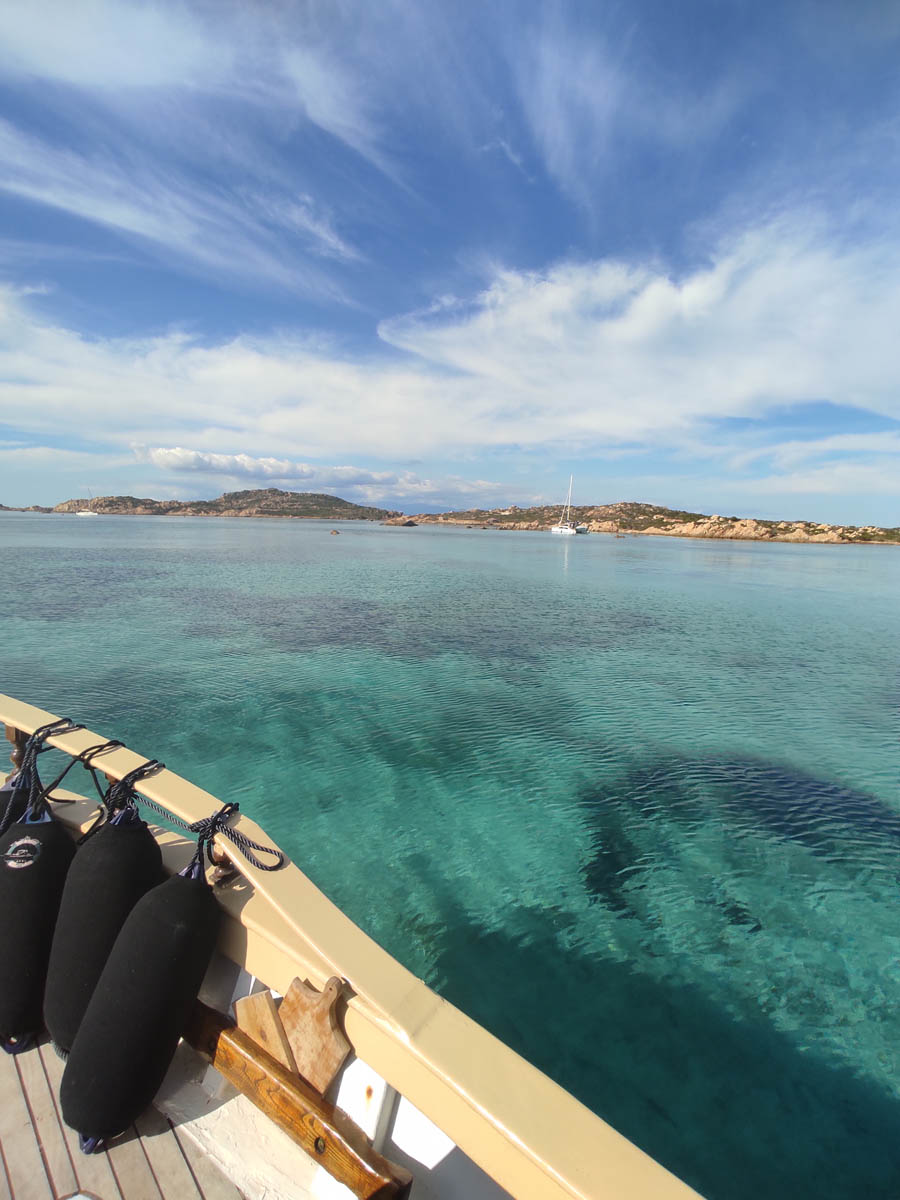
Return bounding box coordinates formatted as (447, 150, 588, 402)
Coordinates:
(3, 719, 410, 1198)
(2, 696, 702, 1200)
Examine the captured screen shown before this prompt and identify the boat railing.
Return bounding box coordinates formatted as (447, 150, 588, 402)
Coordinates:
(1, 693, 698, 1200)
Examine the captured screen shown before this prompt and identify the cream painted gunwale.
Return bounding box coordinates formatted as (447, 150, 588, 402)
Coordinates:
(1, 693, 698, 1200)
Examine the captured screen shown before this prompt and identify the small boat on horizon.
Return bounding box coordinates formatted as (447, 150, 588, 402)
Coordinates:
(75, 488, 98, 517)
(551, 475, 588, 535)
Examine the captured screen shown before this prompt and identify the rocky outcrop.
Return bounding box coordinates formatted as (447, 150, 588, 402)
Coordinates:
(411, 504, 899, 545)
(50, 489, 399, 521)
(636, 516, 878, 544)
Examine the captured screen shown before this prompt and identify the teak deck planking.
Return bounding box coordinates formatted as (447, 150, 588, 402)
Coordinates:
(0, 1036, 243, 1200)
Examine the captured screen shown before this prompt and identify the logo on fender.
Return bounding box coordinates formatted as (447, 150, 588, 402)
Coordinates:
(3, 836, 42, 869)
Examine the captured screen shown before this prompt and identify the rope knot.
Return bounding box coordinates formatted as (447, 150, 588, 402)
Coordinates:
(0, 718, 83, 834)
(105, 760, 164, 814)
(5, 721, 286, 878)
(78, 757, 163, 843)
(189, 802, 240, 866)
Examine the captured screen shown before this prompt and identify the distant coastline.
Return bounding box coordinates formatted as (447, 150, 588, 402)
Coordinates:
(396, 502, 900, 545)
(1, 488, 399, 523)
(2, 489, 897, 544)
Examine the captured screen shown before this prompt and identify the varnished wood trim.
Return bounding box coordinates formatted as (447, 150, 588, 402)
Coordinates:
(3, 723, 26, 772)
(184, 1002, 412, 1200)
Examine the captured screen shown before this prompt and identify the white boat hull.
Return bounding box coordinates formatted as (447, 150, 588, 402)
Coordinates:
(552, 476, 588, 535)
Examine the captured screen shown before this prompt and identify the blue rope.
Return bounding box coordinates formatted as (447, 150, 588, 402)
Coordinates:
(77, 758, 163, 843)
(4, 723, 286, 873)
(136, 792, 286, 873)
(39, 739, 123, 807)
(0, 719, 82, 834)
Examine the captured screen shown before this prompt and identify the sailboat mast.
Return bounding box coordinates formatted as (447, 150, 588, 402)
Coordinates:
(564, 474, 573, 524)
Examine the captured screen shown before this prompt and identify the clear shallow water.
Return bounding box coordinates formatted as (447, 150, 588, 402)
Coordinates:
(2, 512, 899, 1198)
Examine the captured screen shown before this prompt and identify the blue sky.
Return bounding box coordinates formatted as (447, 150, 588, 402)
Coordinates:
(1, 0, 899, 522)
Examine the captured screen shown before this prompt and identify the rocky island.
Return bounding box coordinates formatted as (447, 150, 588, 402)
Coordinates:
(3, 490, 897, 543)
(47, 488, 399, 521)
(397, 501, 900, 544)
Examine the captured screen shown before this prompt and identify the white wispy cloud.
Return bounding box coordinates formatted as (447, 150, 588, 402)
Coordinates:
(381, 220, 900, 440)
(2, 217, 899, 496)
(733, 460, 900, 497)
(138, 447, 511, 506)
(0, 439, 513, 508)
(0, 238, 134, 269)
(248, 193, 362, 263)
(141, 447, 402, 488)
(0, 1, 223, 90)
(0, 119, 357, 295)
(0, 445, 131, 468)
(0, 0, 407, 173)
(0, 1, 382, 161)
(507, 15, 749, 209)
(279, 44, 386, 171)
(510, 23, 623, 208)
(479, 137, 533, 182)
(0, 2, 400, 296)
(730, 430, 900, 472)
(0, 1, 761, 307)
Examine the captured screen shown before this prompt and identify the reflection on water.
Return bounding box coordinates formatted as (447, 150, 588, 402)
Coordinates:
(558, 534, 571, 575)
(1, 514, 899, 1199)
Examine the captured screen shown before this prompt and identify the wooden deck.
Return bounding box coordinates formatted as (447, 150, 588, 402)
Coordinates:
(0, 1036, 243, 1200)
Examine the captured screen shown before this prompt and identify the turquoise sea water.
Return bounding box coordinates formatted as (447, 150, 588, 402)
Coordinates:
(2, 512, 899, 1198)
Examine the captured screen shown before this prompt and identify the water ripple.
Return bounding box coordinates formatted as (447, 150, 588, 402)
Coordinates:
(1, 515, 899, 1199)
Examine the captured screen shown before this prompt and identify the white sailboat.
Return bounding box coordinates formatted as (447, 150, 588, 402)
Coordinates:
(551, 475, 588, 535)
(76, 488, 98, 517)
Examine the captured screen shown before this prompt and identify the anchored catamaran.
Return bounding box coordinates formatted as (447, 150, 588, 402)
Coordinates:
(75, 488, 98, 517)
(551, 476, 587, 535)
